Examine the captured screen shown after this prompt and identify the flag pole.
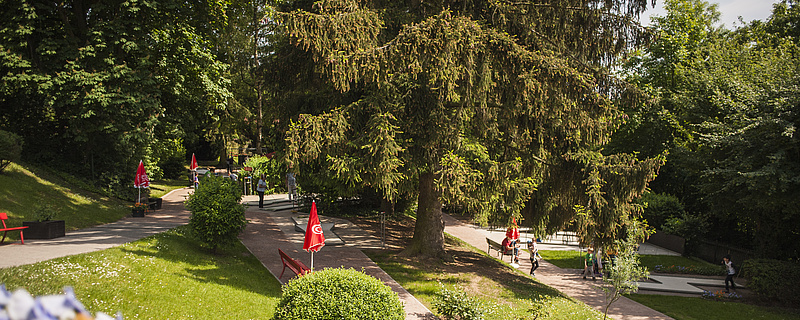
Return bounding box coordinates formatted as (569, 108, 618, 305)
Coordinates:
(310, 251, 314, 271)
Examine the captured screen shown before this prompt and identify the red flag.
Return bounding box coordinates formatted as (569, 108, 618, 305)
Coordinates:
(134, 160, 150, 188)
(190, 153, 198, 171)
(303, 201, 325, 252)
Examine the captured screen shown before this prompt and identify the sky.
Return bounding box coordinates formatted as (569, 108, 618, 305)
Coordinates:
(640, 0, 781, 28)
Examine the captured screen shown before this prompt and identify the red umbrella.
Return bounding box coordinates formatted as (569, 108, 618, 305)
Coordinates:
(303, 201, 325, 270)
(190, 153, 198, 171)
(134, 160, 150, 203)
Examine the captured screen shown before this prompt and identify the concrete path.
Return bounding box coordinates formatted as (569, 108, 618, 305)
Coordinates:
(238, 194, 436, 320)
(443, 213, 674, 320)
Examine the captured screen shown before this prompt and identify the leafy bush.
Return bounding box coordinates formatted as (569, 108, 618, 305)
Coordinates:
(273, 267, 404, 320)
(155, 138, 187, 179)
(433, 285, 485, 320)
(244, 155, 285, 192)
(186, 175, 246, 250)
(662, 213, 708, 256)
(0, 130, 23, 173)
(652, 264, 724, 276)
(638, 192, 685, 230)
(742, 259, 800, 306)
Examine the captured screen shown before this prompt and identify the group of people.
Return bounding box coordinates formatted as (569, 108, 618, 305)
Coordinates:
(255, 171, 298, 208)
(501, 226, 542, 276)
(581, 248, 608, 280)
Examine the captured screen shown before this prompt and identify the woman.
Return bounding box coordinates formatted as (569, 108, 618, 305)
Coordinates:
(257, 174, 267, 208)
(527, 240, 541, 276)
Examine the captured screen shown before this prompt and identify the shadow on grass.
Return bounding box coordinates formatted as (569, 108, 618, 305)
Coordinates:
(118, 226, 281, 298)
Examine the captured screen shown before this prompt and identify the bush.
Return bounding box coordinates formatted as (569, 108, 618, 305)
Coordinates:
(433, 286, 485, 320)
(0, 130, 23, 173)
(186, 175, 246, 250)
(638, 192, 685, 230)
(244, 155, 285, 192)
(273, 267, 404, 320)
(742, 259, 800, 306)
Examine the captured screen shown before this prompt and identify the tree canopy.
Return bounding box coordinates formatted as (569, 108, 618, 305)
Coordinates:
(276, 0, 663, 257)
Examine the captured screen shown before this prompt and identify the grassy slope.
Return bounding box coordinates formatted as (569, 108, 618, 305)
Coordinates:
(0, 226, 282, 319)
(0, 163, 129, 235)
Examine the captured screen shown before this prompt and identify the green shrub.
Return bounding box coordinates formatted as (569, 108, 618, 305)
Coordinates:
(638, 192, 685, 230)
(0, 130, 23, 173)
(273, 267, 404, 320)
(244, 155, 284, 192)
(433, 285, 485, 320)
(186, 175, 246, 250)
(742, 259, 800, 306)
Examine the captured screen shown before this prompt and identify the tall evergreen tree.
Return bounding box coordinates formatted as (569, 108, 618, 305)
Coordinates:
(276, 0, 663, 257)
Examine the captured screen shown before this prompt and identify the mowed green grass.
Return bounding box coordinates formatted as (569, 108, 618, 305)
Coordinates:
(0, 226, 282, 319)
(367, 236, 603, 320)
(0, 163, 129, 237)
(628, 294, 800, 320)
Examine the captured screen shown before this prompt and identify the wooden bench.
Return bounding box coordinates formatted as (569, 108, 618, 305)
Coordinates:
(486, 237, 514, 262)
(1, 212, 29, 244)
(278, 248, 311, 278)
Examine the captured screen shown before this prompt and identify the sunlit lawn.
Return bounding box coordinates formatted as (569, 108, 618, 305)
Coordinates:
(0, 226, 282, 319)
(149, 179, 189, 198)
(367, 235, 603, 320)
(539, 249, 722, 275)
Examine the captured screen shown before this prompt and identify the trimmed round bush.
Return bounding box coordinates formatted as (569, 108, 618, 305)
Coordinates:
(273, 267, 404, 320)
(186, 175, 246, 250)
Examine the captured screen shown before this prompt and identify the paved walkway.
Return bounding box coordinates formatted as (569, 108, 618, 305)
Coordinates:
(443, 214, 674, 320)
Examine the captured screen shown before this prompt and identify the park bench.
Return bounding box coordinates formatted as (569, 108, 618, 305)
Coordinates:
(1, 212, 29, 245)
(278, 248, 311, 278)
(486, 237, 514, 262)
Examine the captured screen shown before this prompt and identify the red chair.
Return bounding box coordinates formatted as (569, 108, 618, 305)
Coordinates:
(0, 212, 28, 244)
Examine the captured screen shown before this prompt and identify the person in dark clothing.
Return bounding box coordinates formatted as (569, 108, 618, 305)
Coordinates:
(723, 255, 737, 293)
(527, 240, 541, 276)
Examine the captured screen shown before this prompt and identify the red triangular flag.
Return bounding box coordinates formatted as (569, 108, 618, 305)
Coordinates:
(134, 160, 150, 188)
(190, 153, 198, 171)
(303, 201, 325, 252)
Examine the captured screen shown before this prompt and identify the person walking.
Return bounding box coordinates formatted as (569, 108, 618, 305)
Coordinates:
(527, 240, 541, 276)
(257, 174, 268, 208)
(287, 172, 297, 201)
(723, 255, 737, 293)
(583, 248, 596, 280)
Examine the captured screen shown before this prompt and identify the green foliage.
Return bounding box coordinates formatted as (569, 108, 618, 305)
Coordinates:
(186, 175, 246, 250)
(272, 267, 404, 320)
(0, 130, 23, 173)
(742, 259, 800, 306)
(154, 138, 188, 180)
(433, 285, 486, 320)
(661, 213, 707, 256)
(628, 293, 800, 320)
(602, 224, 650, 320)
(638, 193, 686, 230)
(244, 155, 284, 192)
(31, 202, 60, 222)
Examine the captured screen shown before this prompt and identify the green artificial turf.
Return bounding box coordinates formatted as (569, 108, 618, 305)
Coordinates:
(0, 226, 282, 319)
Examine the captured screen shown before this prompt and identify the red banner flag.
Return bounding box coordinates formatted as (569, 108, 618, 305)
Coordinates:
(134, 160, 150, 188)
(190, 153, 198, 171)
(303, 201, 325, 252)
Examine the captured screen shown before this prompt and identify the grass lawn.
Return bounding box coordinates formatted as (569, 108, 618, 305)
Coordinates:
(0, 163, 129, 237)
(366, 235, 603, 320)
(0, 226, 282, 319)
(148, 179, 189, 198)
(628, 294, 800, 320)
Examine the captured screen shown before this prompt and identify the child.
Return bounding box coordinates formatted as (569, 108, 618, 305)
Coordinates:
(583, 248, 595, 280)
(527, 240, 541, 276)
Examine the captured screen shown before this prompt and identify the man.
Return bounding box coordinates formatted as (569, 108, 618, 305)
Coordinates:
(287, 172, 297, 201)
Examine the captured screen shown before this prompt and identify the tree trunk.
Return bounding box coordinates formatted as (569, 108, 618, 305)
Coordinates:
(403, 172, 447, 258)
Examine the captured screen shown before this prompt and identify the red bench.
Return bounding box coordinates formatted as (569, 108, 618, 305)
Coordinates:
(278, 248, 311, 278)
(1, 212, 29, 244)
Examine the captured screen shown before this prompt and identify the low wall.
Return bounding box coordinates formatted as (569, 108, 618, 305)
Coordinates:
(646, 231, 685, 255)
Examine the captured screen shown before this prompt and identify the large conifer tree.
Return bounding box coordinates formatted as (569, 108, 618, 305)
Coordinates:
(276, 0, 663, 257)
